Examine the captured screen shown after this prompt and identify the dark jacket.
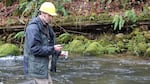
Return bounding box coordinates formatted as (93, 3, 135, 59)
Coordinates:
(24, 16, 58, 78)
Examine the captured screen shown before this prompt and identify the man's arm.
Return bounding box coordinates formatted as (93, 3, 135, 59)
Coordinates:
(26, 24, 54, 56)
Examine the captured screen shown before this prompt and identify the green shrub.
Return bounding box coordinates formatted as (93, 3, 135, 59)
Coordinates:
(67, 40, 85, 53)
(84, 42, 105, 56)
(144, 47, 150, 57)
(57, 33, 72, 44)
(0, 43, 21, 57)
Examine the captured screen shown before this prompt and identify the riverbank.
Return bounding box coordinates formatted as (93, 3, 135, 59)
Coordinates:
(1, 27, 150, 58)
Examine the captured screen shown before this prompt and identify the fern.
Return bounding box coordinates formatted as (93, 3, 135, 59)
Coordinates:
(14, 31, 25, 41)
(119, 16, 125, 30)
(112, 14, 125, 30)
(113, 14, 119, 30)
(125, 9, 137, 23)
(22, 1, 34, 17)
(19, 0, 45, 17)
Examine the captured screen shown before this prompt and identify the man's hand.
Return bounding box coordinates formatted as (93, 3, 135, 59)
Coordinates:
(54, 44, 63, 51)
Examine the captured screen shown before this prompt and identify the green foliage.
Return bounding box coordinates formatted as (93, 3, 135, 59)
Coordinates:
(74, 35, 88, 42)
(144, 32, 150, 40)
(0, 41, 4, 46)
(57, 33, 72, 44)
(122, 0, 130, 9)
(19, 0, 45, 17)
(137, 42, 148, 54)
(127, 33, 147, 56)
(95, 13, 113, 23)
(7, 33, 16, 42)
(125, 9, 137, 23)
(134, 34, 146, 43)
(127, 40, 134, 51)
(14, 31, 25, 41)
(112, 9, 137, 31)
(55, 0, 72, 16)
(105, 44, 118, 54)
(0, 43, 21, 57)
(144, 48, 150, 57)
(138, 13, 150, 21)
(141, 4, 150, 15)
(116, 41, 125, 49)
(99, 39, 111, 47)
(112, 14, 125, 30)
(84, 42, 105, 56)
(118, 16, 125, 30)
(5, 0, 16, 6)
(115, 33, 125, 41)
(7, 18, 14, 25)
(128, 40, 140, 56)
(67, 40, 85, 53)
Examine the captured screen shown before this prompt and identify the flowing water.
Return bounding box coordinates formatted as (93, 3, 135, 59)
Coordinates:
(0, 55, 150, 84)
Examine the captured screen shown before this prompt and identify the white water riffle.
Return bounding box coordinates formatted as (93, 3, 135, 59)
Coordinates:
(0, 56, 23, 66)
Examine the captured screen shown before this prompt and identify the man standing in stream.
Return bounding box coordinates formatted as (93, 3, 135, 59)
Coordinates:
(23, 2, 63, 84)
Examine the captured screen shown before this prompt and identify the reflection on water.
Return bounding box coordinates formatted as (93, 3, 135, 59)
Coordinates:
(0, 55, 150, 84)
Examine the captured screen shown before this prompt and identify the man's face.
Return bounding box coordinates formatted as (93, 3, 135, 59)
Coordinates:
(43, 13, 53, 23)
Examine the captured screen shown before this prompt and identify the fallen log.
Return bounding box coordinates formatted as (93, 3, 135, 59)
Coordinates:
(0, 20, 149, 34)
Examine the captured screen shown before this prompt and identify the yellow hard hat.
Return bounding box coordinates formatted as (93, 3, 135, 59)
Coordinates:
(39, 2, 57, 16)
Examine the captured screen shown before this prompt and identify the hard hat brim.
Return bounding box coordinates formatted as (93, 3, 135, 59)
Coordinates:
(48, 13, 57, 16)
(40, 10, 58, 16)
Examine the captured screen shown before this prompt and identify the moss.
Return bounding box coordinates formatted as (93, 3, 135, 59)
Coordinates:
(67, 40, 85, 53)
(105, 46, 118, 54)
(117, 41, 125, 48)
(57, 33, 73, 44)
(127, 40, 134, 52)
(134, 34, 146, 43)
(96, 14, 113, 23)
(144, 31, 150, 40)
(84, 42, 105, 56)
(127, 38, 148, 56)
(53, 14, 114, 26)
(138, 42, 148, 52)
(0, 43, 21, 57)
(98, 34, 113, 47)
(137, 13, 150, 21)
(137, 42, 148, 55)
(74, 35, 88, 42)
(130, 28, 141, 36)
(115, 33, 124, 41)
(0, 41, 4, 46)
(99, 39, 111, 47)
(144, 47, 150, 57)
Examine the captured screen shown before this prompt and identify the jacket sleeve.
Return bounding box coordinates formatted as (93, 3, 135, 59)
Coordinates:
(26, 24, 54, 56)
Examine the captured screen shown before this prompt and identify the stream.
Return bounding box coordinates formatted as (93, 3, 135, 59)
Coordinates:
(0, 55, 150, 84)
